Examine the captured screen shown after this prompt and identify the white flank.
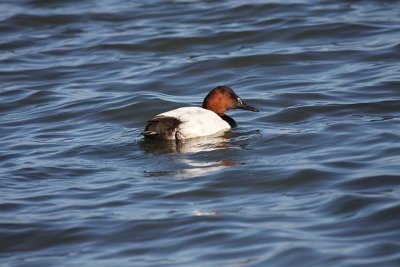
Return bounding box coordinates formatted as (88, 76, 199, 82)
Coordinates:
(158, 107, 231, 139)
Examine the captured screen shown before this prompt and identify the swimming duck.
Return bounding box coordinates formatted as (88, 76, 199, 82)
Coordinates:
(143, 86, 259, 140)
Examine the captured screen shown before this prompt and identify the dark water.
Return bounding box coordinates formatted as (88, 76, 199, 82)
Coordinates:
(1, 0, 400, 266)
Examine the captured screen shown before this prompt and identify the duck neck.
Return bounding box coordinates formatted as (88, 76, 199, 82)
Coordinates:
(220, 114, 237, 128)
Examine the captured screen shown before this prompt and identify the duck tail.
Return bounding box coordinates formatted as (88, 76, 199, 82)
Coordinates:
(142, 116, 181, 140)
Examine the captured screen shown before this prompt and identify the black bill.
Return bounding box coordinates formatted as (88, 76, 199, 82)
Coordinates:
(235, 97, 259, 112)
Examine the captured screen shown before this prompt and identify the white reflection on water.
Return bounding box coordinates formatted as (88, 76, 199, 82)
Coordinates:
(140, 134, 237, 179)
(173, 158, 236, 179)
(192, 209, 222, 216)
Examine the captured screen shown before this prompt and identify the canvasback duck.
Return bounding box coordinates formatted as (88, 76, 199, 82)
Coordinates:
(143, 86, 259, 140)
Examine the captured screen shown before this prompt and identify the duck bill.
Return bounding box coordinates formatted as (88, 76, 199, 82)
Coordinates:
(236, 97, 259, 112)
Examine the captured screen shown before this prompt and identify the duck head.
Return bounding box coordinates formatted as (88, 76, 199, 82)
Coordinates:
(202, 86, 259, 115)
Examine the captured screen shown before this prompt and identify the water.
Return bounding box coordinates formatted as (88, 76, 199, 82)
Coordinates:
(1, 0, 400, 266)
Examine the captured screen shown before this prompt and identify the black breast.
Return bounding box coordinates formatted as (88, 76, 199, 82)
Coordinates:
(220, 114, 237, 128)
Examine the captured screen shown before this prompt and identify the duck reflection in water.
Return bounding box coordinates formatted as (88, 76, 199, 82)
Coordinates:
(139, 133, 238, 179)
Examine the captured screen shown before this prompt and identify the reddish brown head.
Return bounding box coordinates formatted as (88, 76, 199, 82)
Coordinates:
(202, 86, 259, 115)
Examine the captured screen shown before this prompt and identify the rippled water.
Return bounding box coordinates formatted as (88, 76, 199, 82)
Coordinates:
(1, 0, 400, 266)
